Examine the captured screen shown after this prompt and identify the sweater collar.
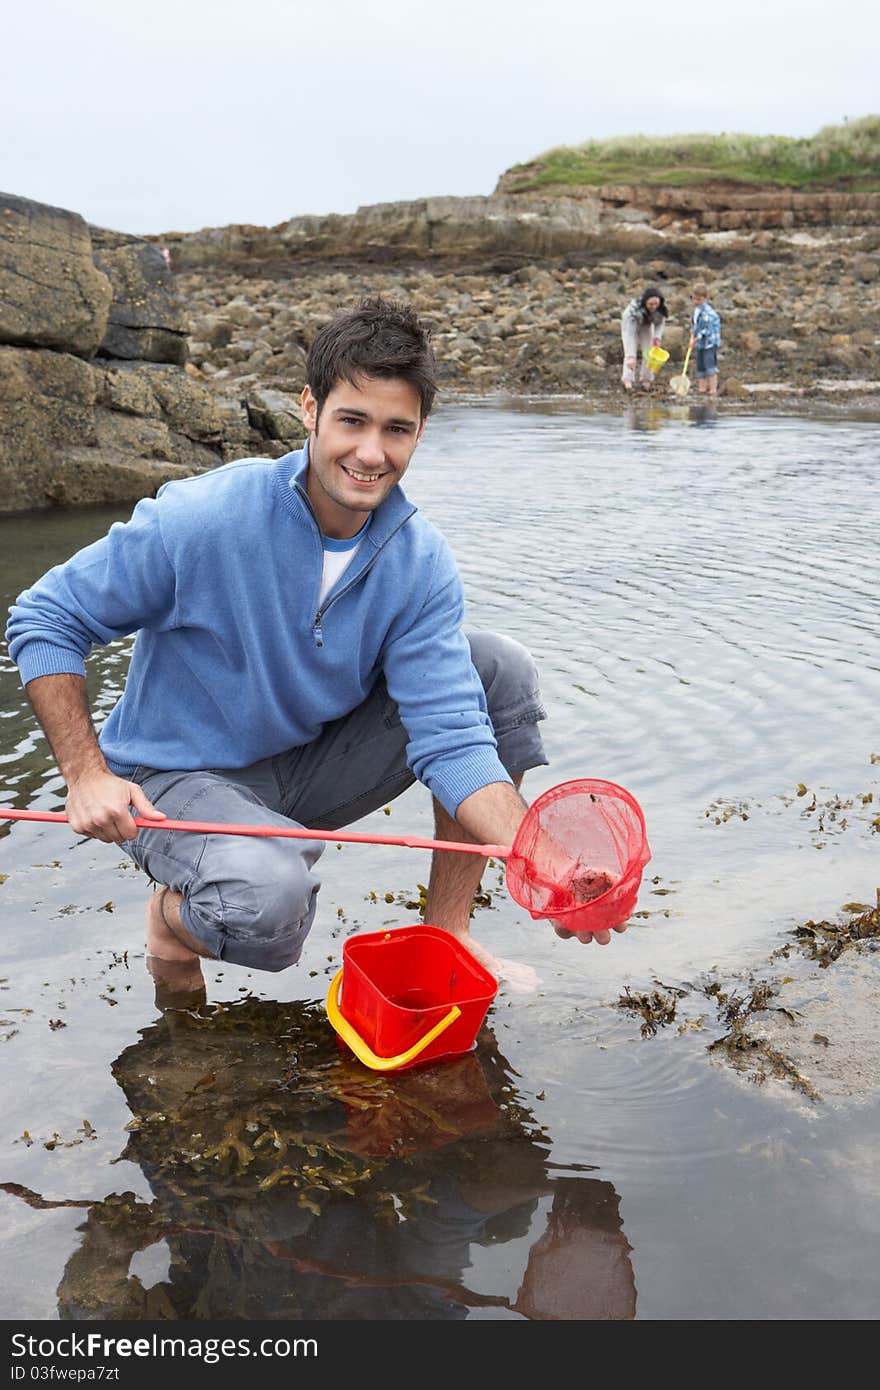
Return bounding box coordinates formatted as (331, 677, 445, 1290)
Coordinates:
(272, 439, 418, 547)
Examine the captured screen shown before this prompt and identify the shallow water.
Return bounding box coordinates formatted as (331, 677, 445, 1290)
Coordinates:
(1, 400, 878, 1321)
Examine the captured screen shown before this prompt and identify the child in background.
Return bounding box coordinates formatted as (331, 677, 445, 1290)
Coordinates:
(689, 284, 722, 397)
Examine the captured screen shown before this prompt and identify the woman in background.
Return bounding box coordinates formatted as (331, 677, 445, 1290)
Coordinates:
(620, 286, 668, 391)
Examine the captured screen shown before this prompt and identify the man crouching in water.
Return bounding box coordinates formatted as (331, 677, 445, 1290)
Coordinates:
(6, 298, 627, 995)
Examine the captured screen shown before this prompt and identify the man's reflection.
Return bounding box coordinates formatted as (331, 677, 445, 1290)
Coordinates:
(48, 964, 636, 1320)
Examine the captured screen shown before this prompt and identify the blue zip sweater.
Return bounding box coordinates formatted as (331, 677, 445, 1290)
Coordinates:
(6, 446, 511, 817)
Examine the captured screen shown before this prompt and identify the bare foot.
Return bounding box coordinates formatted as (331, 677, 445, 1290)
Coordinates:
(145, 887, 199, 962)
(493, 957, 541, 995)
(459, 934, 540, 995)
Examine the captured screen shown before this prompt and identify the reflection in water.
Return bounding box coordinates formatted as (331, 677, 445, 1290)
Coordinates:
(9, 972, 636, 1321)
(690, 403, 718, 428)
(622, 403, 666, 432)
(622, 401, 718, 431)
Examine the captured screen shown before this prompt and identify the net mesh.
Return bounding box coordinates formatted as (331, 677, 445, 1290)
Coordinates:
(506, 779, 651, 934)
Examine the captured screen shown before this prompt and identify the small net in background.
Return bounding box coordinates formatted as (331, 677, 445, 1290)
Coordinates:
(506, 779, 651, 934)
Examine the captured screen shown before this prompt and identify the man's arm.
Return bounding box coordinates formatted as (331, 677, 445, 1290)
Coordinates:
(7, 494, 182, 842)
(453, 778, 529, 852)
(455, 781, 626, 947)
(26, 674, 163, 844)
(381, 541, 625, 947)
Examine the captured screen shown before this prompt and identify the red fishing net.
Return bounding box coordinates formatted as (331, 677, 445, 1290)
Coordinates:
(506, 779, 651, 934)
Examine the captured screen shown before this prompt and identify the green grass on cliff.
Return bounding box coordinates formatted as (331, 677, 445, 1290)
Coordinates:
(503, 116, 880, 192)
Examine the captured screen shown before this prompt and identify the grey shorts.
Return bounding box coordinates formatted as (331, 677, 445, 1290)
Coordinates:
(125, 630, 548, 972)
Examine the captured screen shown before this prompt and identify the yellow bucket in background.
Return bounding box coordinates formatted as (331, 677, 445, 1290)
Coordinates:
(646, 346, 670, 372)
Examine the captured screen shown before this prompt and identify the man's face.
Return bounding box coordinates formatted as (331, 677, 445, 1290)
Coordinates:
(301, 374, 425, 538)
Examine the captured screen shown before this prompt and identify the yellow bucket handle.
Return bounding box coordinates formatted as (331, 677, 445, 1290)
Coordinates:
(325, 968, 462, 1072)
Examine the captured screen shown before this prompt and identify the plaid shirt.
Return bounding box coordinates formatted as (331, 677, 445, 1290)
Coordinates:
(692, 301, 721, 348)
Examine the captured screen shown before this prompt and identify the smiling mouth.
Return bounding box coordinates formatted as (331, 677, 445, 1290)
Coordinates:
(341, 464, 386, 484)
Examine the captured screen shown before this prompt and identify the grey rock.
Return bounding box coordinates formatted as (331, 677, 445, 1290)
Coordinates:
(244, 387, 303, 445)
(0, 191, 112, 356)
(90, 227, 188, 365)
(853, 256, 879, 283)
(167, 194, 603, 269)
(0, 346, 97, 511)
(0, 344, 228, 513)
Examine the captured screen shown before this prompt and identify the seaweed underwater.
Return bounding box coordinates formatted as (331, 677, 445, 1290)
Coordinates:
(2, 994, 636, 1321)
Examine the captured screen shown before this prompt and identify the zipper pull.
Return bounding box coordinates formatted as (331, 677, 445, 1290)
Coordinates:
(313, 613, 324, 648)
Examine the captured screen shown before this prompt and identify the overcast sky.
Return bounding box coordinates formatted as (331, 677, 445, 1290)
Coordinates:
(4, 0, 877, 237)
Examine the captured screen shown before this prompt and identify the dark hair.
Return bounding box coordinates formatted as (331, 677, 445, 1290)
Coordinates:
(306, 297, 437, 421)
(639, 285, 668, 319)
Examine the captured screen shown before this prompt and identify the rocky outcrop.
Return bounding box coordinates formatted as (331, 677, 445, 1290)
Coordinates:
(2, 179, 879, 515)
(0, 193, 113, 356)
(90, 227, 188, 364)
(158, 186, 880, 279)
(493, 171, 880, 233)
(0, 342, 227, 513)
(160, 171, 877, 408)
(162, 194, 603, 270)
(0, 191, 299, 514)
(173, 226, 879, 407)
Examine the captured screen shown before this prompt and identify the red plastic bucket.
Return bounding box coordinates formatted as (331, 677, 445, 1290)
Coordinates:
(325, 924, 498, 1072)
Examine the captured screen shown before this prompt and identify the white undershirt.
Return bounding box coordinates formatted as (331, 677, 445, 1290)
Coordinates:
(318, 517, 372, 606)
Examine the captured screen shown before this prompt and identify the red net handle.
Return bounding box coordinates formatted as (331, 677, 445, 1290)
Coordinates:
(0, 808, 509, 858)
